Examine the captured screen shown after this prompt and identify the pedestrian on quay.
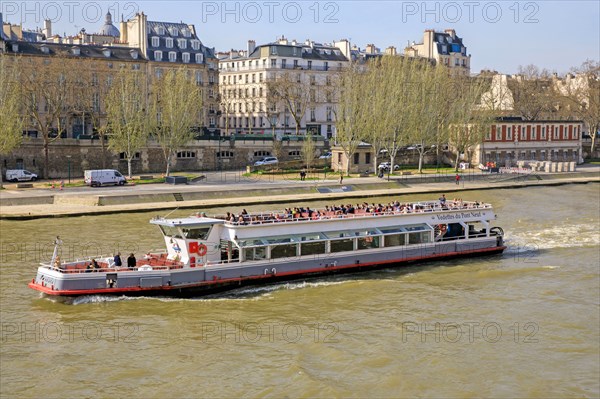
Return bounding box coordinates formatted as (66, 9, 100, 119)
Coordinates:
(339, 173, 344, 185)
(455, 174, 461, 185)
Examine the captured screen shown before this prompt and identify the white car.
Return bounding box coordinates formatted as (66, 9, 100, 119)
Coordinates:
(5, 169, 38, 182)
(254, 156, 279, 166)
(378, 162, 400, 172)
(319, 152, 332, 159)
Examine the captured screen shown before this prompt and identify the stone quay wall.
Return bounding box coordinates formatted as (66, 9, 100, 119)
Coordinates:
(3, 137, 321, 178)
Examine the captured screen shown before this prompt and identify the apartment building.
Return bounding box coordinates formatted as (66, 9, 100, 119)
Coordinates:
(218, 37, 351, 138)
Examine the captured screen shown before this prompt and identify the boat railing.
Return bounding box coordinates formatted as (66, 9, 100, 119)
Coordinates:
(221, 201, 492, 227)
(39, 251, 181, 274)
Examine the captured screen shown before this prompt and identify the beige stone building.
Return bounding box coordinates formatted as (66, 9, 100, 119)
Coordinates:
(218, 37, 351, 139)
(405, 29, 470, 76)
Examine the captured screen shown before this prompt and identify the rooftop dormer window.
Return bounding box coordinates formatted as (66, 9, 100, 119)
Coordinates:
(182, 52, 190, 63)
(41, 45, 49, 54)
(157, 26, 165, 35)
(191, 40, 200, 50)
(168, 51, 177, 62)
(165, 38, 173, 48)
(170, 27, 179, 36)
(130, 49, 139, 59)
(178, 39, 187, 49)
(151, 36, 159, 47)
(71, 47, 80, 56)
(182, 28, 191, 37)
(103, 48, 111, 58)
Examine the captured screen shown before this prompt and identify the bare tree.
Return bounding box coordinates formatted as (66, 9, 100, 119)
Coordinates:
(20, 56, 73, 178)
(301, 134, 316, 172)
(267, 71, 310, 135)
(334, 63, 368, 175)
(448, 76, 494, 171)
(0, 54, 23, 187)
(105, 67, 150, 178)
(152, 67, 203, 176)
(510, 65, 556, 120)
(560, 60, 600, 153)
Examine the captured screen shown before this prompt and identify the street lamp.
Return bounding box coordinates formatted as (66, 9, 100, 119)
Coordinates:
(66, 155, 72, 184)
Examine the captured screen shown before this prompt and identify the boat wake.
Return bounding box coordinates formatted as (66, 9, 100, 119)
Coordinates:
(505, 223, 599, 250)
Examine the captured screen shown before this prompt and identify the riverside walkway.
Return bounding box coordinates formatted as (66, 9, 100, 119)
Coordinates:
(1, 167, 598, 220)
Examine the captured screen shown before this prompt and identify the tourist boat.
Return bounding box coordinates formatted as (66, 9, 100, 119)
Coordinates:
(29, 199, 506, 298)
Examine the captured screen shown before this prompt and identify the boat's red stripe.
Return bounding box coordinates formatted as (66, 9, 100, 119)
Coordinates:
(30, 246, 506, 296)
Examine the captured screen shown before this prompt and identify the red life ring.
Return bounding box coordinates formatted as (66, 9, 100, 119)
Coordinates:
(198, 244, 208, 256)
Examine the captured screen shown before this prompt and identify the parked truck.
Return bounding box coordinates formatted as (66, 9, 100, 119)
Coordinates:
(84, 169, 126, 187)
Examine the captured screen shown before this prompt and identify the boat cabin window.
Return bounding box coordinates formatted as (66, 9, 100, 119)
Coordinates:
(300, 241, 326, 256)
(357, 236, 380, 250)
(271, 244, 298, 259)
(182, 227, 211, 240)
(244, 247, 267, 261)
(159, 225, 183, 239)
(384, 234, 406, 247)
(408, 231, 432, 244)
(330, 238, 354, 253)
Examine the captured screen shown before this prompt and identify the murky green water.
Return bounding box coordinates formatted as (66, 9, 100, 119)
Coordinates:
(1, 184, 599, 398)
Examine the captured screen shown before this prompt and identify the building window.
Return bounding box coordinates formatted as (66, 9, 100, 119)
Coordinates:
(507, 126, 512, 140)
(366, 153, 371, 164)
(281, 59, 287, 69)
(182, 53, 190, 63)
(531, 127, 536, 140)
(165, 38, 173, 48)
(308, 61, 312, 70)
(169, 52, 177, 62)
(151, 37, 159, 47)
(196, 53, 204, 64)
(271, 46, 277, 55)
(254, 150, 271, 157)
(119, 152, 140, 160)
(154, 51, 163, 61)
(177, 151, 196, 159)
(171, 27, 179, 36)
(270, 59, 276, 68)
(217, 151, 234, 158)
(178, 39, 187, 49)
(289, 150, 301, 157)
(310, 108, 316, 122)
(92, 93, 100, 112)
(195, 71, 203, 85)
(541, 126, 546, 139)
(520, 127, 526, 140)
(191, 40, 200, 50)
(157, 26, 165, 35)
(354, 153, 360, 165)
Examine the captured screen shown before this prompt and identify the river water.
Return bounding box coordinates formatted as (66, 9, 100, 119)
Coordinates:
(1, 184, 598, 398)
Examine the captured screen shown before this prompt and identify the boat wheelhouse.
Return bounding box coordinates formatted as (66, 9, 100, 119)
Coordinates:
(29, 199, 505, 298)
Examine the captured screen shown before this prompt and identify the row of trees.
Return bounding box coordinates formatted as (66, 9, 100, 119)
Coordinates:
(334, 56, 493, 174)
(0, 54, 203, 178)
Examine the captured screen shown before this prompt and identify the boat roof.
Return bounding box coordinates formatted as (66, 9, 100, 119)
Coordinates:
(150, 217, 225, 227)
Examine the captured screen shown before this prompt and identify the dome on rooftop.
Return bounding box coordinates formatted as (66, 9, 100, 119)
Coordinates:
(99, 11, 120, 37)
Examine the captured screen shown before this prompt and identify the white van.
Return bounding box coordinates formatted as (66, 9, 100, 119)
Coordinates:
(5, 169, 38, 182)
(84, 169, 127, 187)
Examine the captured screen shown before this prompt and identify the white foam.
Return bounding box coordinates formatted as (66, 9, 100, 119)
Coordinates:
(505, 223, 600, 250)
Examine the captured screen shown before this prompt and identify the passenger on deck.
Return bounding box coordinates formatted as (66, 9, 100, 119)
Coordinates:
(127, 253, 137, 268)
(88, 259, 100, 272)
(113, 252, 122, 267)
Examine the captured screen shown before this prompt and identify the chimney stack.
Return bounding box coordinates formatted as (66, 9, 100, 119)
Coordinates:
(247, 39, 256, 55)
(43, 19, 52, 38)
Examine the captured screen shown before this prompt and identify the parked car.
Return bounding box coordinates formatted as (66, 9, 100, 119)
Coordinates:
(5, 169, 37, 182)
(319, 152, 332, 159)
(378, 162, 400, 172)
(84, 169, 127, 187)
(254, 157, 279, 166)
